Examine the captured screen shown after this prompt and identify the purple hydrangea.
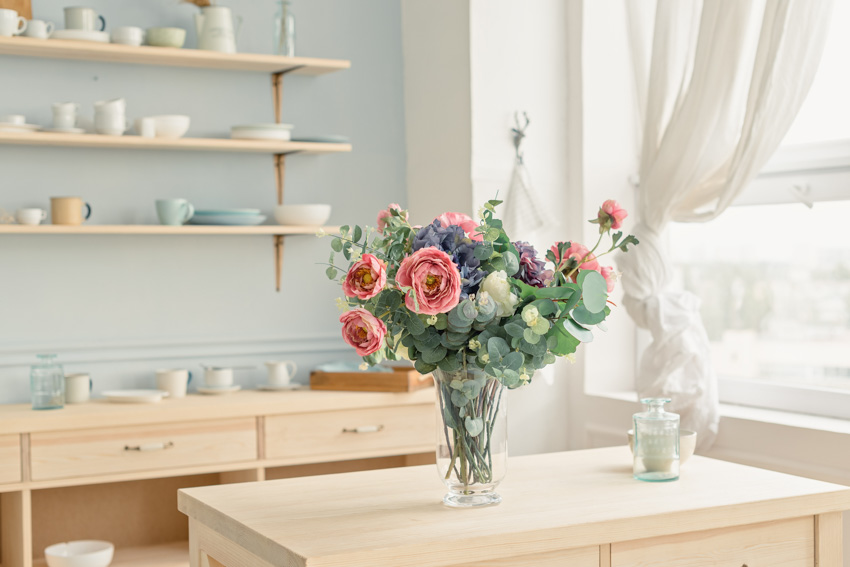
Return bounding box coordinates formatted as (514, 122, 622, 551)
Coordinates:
(513, 241, 553, 288)
(413, 221, 485, 298)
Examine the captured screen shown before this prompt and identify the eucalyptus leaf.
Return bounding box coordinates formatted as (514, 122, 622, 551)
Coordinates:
(420, 345, 448, 364)
(353, 225, 362, 243)
(505, 322, 525, 338)
(437, 356, 462, 372)
(462, 380, 482, 399)
(464, 417, 484, 437)
(578, 269, 608, 313)
(564, 318, 594, 342)
(573, 303, 607, 326)
(450, 379, 465, 390)
(451, 390, 468, 408)
(487, 337, 510, 360)
(325, 266, 338, 279)
(523, 328, 540, 344)
(503, 351, 524, 371)
(405, 311, 426, 336)
(473, 241, 494, 261)
(504, 249, 519, 276)
(414, 359, 436, 374)
(330, 238, 343, 253)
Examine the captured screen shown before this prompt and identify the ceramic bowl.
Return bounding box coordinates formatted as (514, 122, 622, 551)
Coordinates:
(149, 115, 191, 139)
(274, 204, 332, 226)
(44, 540, 114, 567)
(146, 27, 186, 48)
(627, 429, 697, 465)
(231, 123, 294, 141)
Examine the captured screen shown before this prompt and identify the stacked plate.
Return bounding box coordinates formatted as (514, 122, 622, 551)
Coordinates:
(231, 123, 293, 141)
(188, 209, 267, 226)
(0, 123, 40, 133)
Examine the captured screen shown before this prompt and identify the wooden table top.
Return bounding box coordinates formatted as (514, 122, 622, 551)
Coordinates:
(178, 446, 850, 567)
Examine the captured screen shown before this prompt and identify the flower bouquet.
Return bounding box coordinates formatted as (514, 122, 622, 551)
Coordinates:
(325, 200, 637, 506)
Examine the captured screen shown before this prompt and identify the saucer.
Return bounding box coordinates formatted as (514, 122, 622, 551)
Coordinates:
(0, 123, 41, 133)
(103, 389, 169, 403)
(50, 29, 110, 43)
(43, 127, 86, 134)
(197, 385, 241, 395)
(257, 384, 307, 391)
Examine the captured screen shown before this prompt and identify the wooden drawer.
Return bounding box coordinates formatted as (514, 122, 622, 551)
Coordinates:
(0, 434, 21, 484)
(265, 404, 434, 463)
(611, 516, 813, 567)
(30, 418, 257, 481)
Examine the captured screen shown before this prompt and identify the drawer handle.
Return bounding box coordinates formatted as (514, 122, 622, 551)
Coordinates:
(124, 441, 174, 452)
(342, 425, 384, 434)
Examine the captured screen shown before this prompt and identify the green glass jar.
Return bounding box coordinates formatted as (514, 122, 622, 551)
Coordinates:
(633, 398, 679, 482)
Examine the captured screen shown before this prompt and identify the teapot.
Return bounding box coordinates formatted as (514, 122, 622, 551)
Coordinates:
(194, 6, 242, 54)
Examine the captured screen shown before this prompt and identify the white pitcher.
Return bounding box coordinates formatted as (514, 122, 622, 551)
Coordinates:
(194, 6, 242, 54)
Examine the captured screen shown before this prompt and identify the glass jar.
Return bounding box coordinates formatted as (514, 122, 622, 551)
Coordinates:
(633, 397, 679, 482)
(274, 0, 295, 56)
(30, 354, 64, 410)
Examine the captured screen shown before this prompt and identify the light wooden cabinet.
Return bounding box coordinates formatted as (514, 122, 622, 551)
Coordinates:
(30, 418, 257, 481)
(0, 389, 435, 567)
(265, 404, 434, 464)
(0, 434, 21, 484)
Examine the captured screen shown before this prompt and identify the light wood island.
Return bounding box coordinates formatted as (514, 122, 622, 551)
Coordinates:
(178, 446, 850, 567)
(0, 389, 435, 567)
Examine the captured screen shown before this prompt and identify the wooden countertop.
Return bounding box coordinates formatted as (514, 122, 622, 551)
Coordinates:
(178, 446, 850, 567)
(0, 388, 433, 434)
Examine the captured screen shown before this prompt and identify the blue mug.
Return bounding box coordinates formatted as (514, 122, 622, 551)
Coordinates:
(156, 199, 195, 226)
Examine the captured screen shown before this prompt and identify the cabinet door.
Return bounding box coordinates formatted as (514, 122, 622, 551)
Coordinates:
(0, 434, 21, 484)
(612, 516, 813, 567)
(31, 418, 257, 481)
(265, 404, 434, 464)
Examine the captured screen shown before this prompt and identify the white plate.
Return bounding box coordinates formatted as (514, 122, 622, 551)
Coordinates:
(197, 385, 241, 395)
(103, 389, 169, 403)
(231, 123, 294, 130)
(0, 123, 41, 132)
(51, 29, 110, 43)
(231, 128, 292, 141)
(188, 215, 266, 226)
(256, 384, 307, 391)
(43, 127, 86, 134)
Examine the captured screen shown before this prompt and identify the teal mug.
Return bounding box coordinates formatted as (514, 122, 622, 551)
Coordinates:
(156, 199, 194, 226)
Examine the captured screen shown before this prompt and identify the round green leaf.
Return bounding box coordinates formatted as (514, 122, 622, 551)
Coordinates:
(580, 270, 608, 313)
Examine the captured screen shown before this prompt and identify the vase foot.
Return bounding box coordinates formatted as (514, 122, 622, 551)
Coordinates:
(443, 491, 502, 508)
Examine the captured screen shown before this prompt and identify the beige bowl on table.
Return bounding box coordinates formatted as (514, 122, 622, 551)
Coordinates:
(627, 428, 697, 465)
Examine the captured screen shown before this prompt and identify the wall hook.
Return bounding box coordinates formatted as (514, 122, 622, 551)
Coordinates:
(512, 111, 530, 164)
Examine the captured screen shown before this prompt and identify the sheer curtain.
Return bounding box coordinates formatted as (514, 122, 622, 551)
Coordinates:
(620, 0, 833, 448)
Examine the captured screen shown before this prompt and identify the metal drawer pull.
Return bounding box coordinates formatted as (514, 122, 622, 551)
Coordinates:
(124, 441, 174, 452)
(342, 425, 384, 434)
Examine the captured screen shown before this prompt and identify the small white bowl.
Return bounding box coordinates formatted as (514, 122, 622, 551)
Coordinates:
(149, 115, 190, 139)
(274, 204, 332, 226)
(231, 124, 293, 141)
(45, 540, 114, 567)
(627, 429, 697, 465)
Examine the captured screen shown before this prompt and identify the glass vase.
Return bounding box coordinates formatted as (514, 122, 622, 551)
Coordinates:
(274, 0, 295, 56)
(434, 367, 507, 507)
(633, 397, 679, 482)
(30, 354, 64, 410)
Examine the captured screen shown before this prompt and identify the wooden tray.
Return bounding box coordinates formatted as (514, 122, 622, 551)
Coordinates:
(310, 366, 433, 393)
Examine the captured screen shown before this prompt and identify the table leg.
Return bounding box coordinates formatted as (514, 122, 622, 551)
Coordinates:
(815, 512, 843, 567)
(189, 518, 202, 567)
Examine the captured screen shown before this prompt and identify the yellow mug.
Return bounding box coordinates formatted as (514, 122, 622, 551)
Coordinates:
(51, 197, 92, 225)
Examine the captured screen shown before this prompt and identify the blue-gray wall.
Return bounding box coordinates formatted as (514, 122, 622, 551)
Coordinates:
(0, 0, 406, 402)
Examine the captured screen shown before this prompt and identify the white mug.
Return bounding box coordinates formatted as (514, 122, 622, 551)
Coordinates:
(265, 361, 297, 386)
(94, 113, 127, 136)
(111, 26, 144, 46)
(52, 102, 78, 129)
(64, 6, 105, 31)
(0, 9, 27, 37)
(0, 114, 25, 125)
(23, 19, 54, 39)
(204, 368, 233, 388)
(156, 369, 192, 399)
(64, 373, 92, 404)
(136, 117, 155, 138)
(16, 208, 46, 225)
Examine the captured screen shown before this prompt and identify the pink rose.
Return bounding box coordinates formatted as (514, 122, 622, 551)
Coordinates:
(377, 203, 407, 233)
(550, 242, 599, 273)
(436, 211, 483, 242)
(598, 200, 628, 230)
(599, 266, 616, 293)
(342, 254, 387, 300)
(340, 308, 387, 357)
(396, 247, 462, 315)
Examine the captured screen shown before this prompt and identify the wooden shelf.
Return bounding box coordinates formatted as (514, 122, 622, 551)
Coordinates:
(33, 541, 188, 567)
(0, 131, 351, 154)
(0, 225, 338, 235)
(0, 36, 349, 75)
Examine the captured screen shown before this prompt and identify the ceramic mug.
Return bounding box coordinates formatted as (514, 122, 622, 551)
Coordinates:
(23, 19, 54, 39)
(64, 373, 92, 404)
(155, 369, 192, 399)
(51, 197, 92, 225)
(204, 368, 233, 388)
(265, 361, 297, 387)
(111, 26, 144, 46)
(94, 113, 127, 136)
(155, 199, 194, 226)
(64, 6, 105, 31)
(52, 102, 79, 129)
(16, 208, 46, 225)
(136, 117, 156, 138)
(0, 9, 27, 37)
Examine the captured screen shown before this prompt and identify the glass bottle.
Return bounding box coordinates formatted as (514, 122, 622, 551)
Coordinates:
(274, 0, 296, 56)
(633, 398, 679, 482)
(30, 354, 65, 410)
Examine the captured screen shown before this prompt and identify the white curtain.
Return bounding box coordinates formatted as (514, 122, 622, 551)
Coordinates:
(620, 0, 833, 448)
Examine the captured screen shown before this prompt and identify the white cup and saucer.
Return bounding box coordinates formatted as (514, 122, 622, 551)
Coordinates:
(198, 366, 242, 395)
(44, 102, 86, 134)
(16, 208, 47, 225)
(257, 360, 301, 391)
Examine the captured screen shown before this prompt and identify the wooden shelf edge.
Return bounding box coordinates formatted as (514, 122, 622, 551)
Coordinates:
(0, 36, 349, 75)
(0, 132, 352, 154)
(33, 540, 188, 567)
(0, 225, 340, 235)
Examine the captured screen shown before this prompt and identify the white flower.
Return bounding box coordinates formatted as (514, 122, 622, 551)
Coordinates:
(480, 353, 490, 364)
(480, 271, 519, 317)
(520, 373, 530, 383)
(468, 339, 481, 351)
(316, 228, 327, 237)
(426, 315, 438, 326)
(358, 362, 369, 371)
(521, 305, 539, 327)
(565, 353, 576, 364)
(335, 297, 350, 313)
